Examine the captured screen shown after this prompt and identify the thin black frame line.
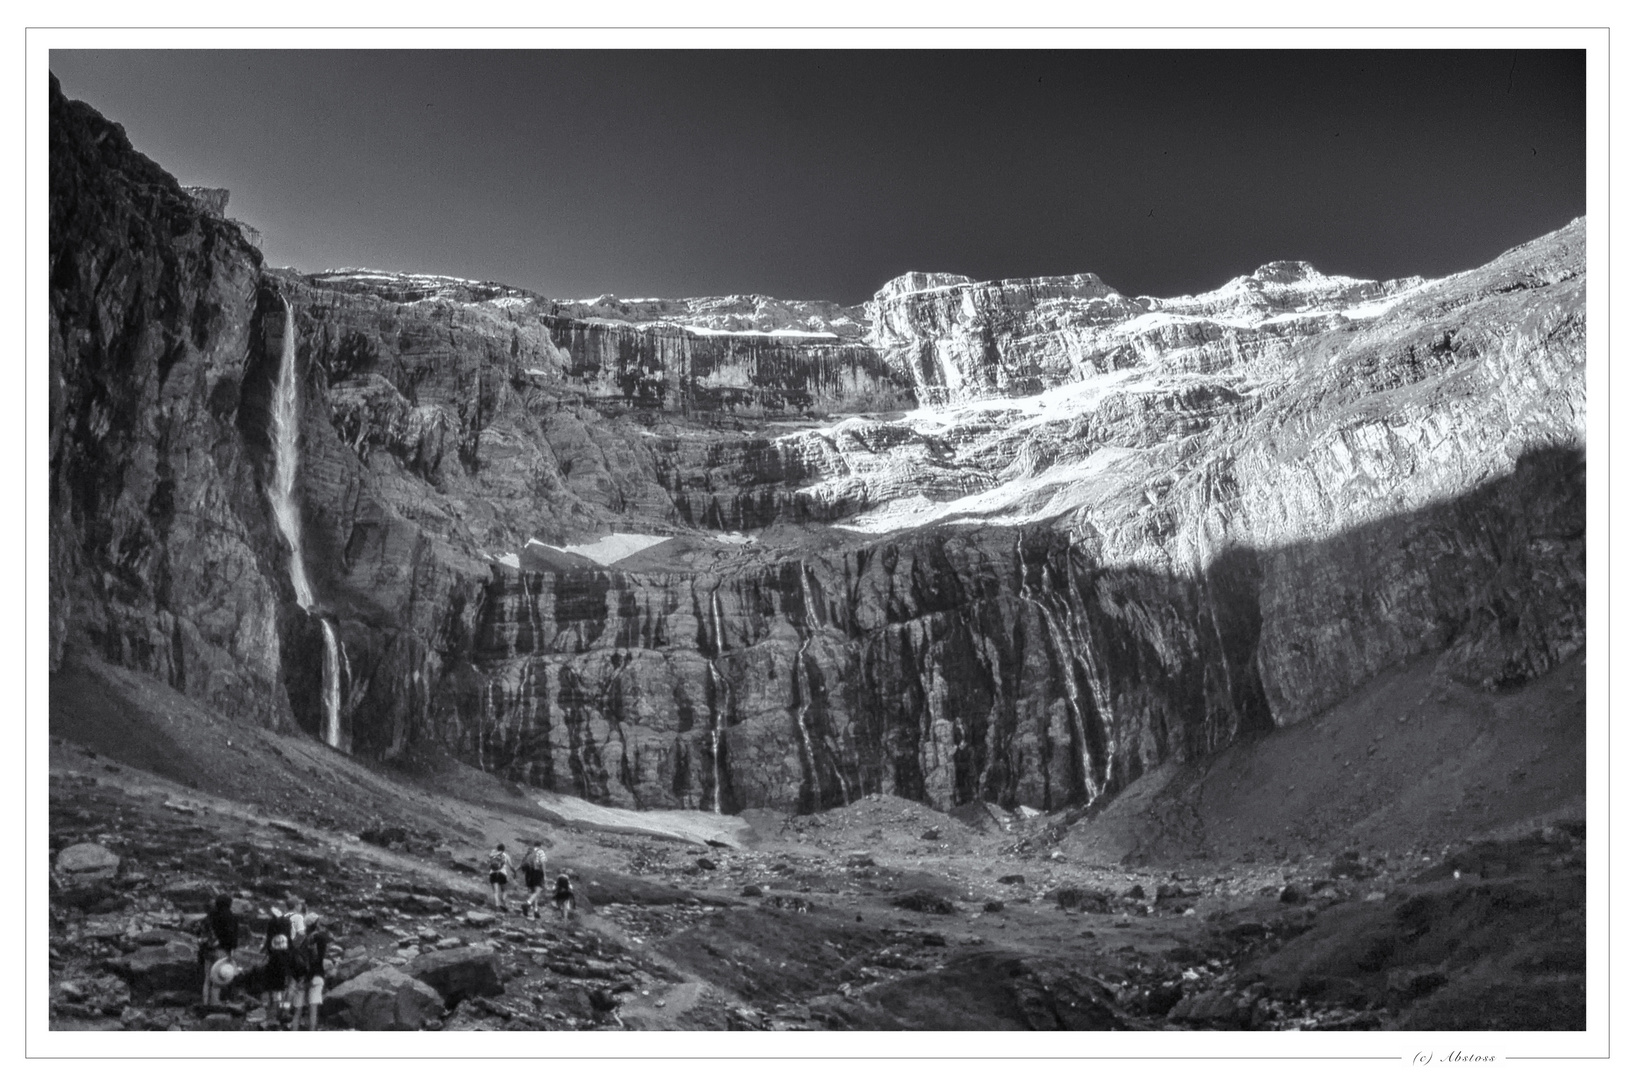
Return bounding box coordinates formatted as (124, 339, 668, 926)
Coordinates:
(1604, 20, 1613, 1053)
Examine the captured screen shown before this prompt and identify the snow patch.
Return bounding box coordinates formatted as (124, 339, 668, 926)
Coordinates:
(901, 367, 1157, 432)
(713, 532, 754, 545)
(494, 552, 521, 569)
(531, 533, 669, 566)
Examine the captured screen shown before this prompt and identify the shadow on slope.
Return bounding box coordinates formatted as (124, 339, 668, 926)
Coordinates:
(49, 649, 546, 847)
(1065, 648, 1585, 867)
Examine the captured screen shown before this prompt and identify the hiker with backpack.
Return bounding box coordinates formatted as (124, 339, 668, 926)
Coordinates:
(197, 894, 240, 1007)
(521, 842, 548, 919)
(262, 906, 296, 1028)
(286, 912, 333, 1031)
(487, 842, 515, 911)
(552, 872, 576, 922)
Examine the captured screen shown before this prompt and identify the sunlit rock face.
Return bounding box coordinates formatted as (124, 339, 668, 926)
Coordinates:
(864, 261, 1427, 405)
(49, 77, 1585, 812)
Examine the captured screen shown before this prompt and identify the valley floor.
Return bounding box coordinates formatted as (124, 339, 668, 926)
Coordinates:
(46, 649, 1586, 1032)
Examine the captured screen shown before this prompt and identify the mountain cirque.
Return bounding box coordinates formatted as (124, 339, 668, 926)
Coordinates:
(49, 74, 1584, 820)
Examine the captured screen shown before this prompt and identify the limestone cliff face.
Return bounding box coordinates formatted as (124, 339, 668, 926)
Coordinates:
(536, 314, 906, 415)
(49, 79, 1586, 813)
(48, 75, 289, 728)
(864, 262, 1425, 405)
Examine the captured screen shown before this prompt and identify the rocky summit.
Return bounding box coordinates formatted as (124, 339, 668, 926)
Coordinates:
(48, 75, 1585, 1032)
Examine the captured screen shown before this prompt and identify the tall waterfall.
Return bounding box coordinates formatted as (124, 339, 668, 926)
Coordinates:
(269, 298, 342, 749)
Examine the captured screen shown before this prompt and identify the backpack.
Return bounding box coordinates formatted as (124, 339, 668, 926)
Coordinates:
(266, 912, 292, 956)
(524, 848, 546, 871)
(287, 936, 312, 980)
(289, 931, 327, 981)
(488, 850, 508, 873)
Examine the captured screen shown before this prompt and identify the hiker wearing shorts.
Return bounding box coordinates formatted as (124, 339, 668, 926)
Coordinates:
(287, 913, 332, 1031)
(552, 872, 576, 922)
(487, 843, 515, 910)
(521, 842, 547, 920)
(198, 894, 239, 1006)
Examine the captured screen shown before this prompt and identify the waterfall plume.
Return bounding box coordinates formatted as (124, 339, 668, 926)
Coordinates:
(268, 298, 343, 750)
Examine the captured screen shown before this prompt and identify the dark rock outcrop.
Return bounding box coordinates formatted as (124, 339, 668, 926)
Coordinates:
(49, 74, 287, 729)
(107, 941, 198, 998)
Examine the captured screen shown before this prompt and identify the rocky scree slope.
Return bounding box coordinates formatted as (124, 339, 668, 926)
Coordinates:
(49, 77, 1584, 817)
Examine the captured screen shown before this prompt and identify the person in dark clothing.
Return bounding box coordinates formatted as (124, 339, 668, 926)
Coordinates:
(206, 895, 240, 951)
(198, 895, 240, 1006)
(552, 873, 576, 922)
(288, 912, 333, 1031)
(262, 907, 296, 1028)
(487, 843, 515, 911)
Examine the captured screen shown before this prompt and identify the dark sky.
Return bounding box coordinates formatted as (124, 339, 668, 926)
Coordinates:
(49, 49, 1585, 304)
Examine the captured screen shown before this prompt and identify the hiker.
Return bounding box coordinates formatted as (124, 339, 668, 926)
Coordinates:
(197, 894, 240, 1006)
(487, 843, 515, 910)
(552, 872, 576, 922)
(262, 906, 296, 1029)
(287, 898, 308, 942)
(521, 842, 548, 919)
(287, 912, 332, 1032)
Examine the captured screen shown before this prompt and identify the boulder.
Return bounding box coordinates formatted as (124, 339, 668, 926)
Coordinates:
(360, 824, 410, 847)
(56, 843, 120, 881)
(329, 954, 376, 988)
(404, 945, 505, 1006)
(394, 893, 450, 915)
(109, 941, 198, 997)
(890, 890, 955, 915)
(1168, 989, 1250, 1026)
(159, 879, 221, 908)
(56, 879, 119, 911)
(323, 966, 445, 1030)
